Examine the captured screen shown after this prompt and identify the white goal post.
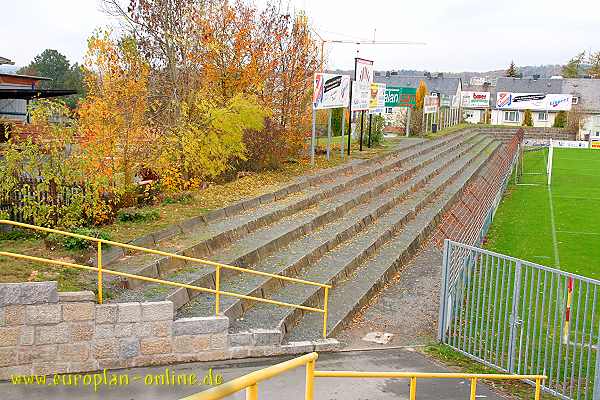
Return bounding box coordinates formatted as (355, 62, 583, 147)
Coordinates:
(546, 138, 554, 185)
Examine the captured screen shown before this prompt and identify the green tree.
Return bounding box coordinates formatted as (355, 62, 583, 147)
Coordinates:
(505, 61, 519, 77)
(18, 49, 84, 108)
(522, 109, 533, 127)
(562, 52, 586, 78)
(553, 111, 567, 128)
(589, 51, 600, 78)
(331, 108, 344, 136)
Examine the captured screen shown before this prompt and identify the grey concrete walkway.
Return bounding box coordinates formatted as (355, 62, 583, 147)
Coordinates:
(2, 348, 503, 400)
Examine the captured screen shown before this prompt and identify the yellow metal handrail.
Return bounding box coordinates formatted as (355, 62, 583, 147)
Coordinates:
(0, 220, 332, 337)
(183, 352, 547, 400)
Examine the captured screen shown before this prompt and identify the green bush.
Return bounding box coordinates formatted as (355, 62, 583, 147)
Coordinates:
(553, 111, 567, 128)
(47, 227, 111, 250)
(116, 207, 160, 223)
(361, 115, 385, 146)
(522, 109, 533, 127)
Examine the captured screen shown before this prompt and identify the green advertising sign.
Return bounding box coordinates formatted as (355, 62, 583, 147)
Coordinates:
(384, 86, 417, 108)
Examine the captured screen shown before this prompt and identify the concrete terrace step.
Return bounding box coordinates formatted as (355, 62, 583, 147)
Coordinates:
(108, 131, 475, 287)
(287, 142, 501, 341)
(226, 138, 500, 338)
(111, 132, 482, 305)
(175, 134, 490, 320)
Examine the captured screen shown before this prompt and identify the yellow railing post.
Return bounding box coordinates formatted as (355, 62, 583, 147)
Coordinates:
(470, 378, 477, 400)
(246, 383, 258, 400)
(305, 359, 315, 400)
(97, 242, 103, 304)
(535, 378, 541, 400)
(215, 265, 221, 315)
(409, 377, 417, 400)
(322, 286, 329, 338)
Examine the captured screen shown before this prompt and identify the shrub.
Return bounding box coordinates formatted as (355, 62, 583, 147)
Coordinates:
(361, 115, 385, 146)
(553, 111, 567, 128)
(522, 109, 533, 127)
(116, 207, 160, 223)
(47, 227, 111, 250)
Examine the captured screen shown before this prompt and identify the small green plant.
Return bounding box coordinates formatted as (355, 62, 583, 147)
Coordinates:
(0, 229, 36, 241)
(116, 207, 160, 223)
(161, 191, 193, 205)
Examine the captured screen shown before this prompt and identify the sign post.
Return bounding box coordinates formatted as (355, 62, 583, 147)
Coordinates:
(352, 58, 374, 153)
(312, 72, 351, 165)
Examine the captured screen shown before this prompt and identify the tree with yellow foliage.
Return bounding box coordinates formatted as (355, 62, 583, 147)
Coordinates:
(78, 30, 154, 199)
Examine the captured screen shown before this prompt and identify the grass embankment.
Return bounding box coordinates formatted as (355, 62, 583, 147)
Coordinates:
(0, 135, 411, 290)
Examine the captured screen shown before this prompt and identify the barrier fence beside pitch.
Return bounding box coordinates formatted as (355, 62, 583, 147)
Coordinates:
(439, 239, 600, 400)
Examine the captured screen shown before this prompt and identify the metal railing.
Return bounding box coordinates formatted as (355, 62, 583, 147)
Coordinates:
(0, 220, 332, 337)
(439, 239, 600, 399)
(180, 352, 546, 400)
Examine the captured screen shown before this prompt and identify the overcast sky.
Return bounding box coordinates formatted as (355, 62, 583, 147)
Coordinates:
(2, 0, 599, 72)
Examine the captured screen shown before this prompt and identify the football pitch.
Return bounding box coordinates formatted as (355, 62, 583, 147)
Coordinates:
(484, 146, 600, 280)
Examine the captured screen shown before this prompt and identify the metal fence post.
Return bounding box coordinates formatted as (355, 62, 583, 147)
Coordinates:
(593, 320, 600, 399)
(438, 239, 451, 341)
(507, 261, 522, 373)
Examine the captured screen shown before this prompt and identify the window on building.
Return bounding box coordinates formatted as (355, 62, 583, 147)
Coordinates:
(572, 97, 579, 105)
(385, 107, 393, 114)
(538, 112, 548, 121)
(503, 111, 519, 122)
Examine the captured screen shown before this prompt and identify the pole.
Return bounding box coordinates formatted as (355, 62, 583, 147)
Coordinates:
(368, 113, 373, 148)
(359, 111, 364, 151)
(326, 108, 332, 160)
(405, 107, 411, 137)
(311, 108, 316, 166)
(340, 108, 346, 158)
(347, 82, 353, 156)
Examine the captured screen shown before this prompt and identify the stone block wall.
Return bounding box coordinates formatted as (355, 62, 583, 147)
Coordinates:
(0, 282, 338, 380)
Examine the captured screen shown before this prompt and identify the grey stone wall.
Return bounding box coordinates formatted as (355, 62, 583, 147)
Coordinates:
(0, 282, 338, 380)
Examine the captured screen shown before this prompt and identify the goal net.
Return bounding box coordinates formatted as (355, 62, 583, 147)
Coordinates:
(517, 140, 553, 186)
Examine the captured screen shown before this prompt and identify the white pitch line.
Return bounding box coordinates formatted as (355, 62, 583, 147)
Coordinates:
(557, 230, 600, 236)
(547, 186, 561, 269)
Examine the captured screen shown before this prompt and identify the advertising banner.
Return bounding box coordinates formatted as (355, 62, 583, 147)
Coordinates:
(313, 73, 351, 110)
(384, 86, 417, 108)
(461, 91, 490, 108)
(424, 95, 439, 114)
(352, 58, 374, 111)
(369, 83, 386, 113)
(440, 95, 452, 108)
(496, 92, 573, 111)
(592, 141, 600, 149)
(452, 94, 461, 108)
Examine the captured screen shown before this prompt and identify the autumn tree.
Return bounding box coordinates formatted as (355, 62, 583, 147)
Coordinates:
(415, 80, 428, 109)
(78, 31, 153, 199)
(505, 61, 519, 77)
(562, 52, 586, 78)
(522, 109, 533, 127)
(589, 51, 600, 78)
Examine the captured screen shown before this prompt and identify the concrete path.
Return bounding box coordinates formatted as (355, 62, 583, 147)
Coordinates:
(2, 348, 503, 400)
(335, 245, 443, 350)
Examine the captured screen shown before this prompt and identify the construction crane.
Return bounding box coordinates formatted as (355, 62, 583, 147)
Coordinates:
(311, 28, 426, 70)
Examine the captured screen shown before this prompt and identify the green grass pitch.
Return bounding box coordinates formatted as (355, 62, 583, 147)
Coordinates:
(484, 147, 600, 279)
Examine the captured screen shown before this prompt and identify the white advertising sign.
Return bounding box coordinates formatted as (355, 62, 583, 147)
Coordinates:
(424, 95, 439, 114)
(352, 58, 374, 111)
(523, 139, 589, 148)
(369, 83, 386, 114)
(313, 73, 351, 110)
(461, 91, 490, 108)
(496, 92, 573, 111)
